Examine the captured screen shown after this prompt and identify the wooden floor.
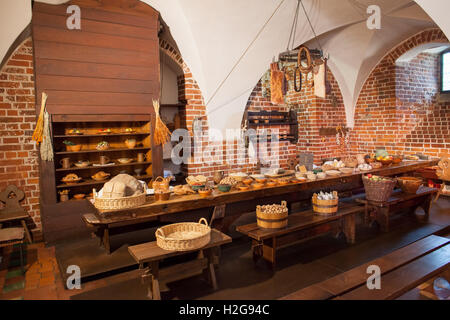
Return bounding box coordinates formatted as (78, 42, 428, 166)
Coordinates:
(68, 197, 449, 300)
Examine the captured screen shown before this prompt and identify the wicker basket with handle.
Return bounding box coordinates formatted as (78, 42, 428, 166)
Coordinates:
(362, 176, 397, 202)
(312, 191, 339, 216)
(155, 218, 211, 251)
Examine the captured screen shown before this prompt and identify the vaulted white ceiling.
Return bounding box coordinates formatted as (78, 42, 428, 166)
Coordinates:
(1, 0, 449, 133)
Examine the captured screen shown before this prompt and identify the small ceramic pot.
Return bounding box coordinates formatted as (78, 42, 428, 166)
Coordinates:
(125, 139, 136, 149)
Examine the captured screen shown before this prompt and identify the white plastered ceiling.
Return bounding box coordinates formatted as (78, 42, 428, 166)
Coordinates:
(1, 0, 449, 133)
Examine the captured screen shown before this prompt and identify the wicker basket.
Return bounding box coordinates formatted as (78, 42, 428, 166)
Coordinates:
(93, 186, 147, 210)
(312, 191, 339, 216)
(256, 201, 288, 229)
(362, 176, 396, 202)
(397, 177, 422, 194)
(155, 218, 211, 251)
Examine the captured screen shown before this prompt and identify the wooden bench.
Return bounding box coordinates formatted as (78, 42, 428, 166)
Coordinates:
(128, 229, 231, 300)
(281, 235, 450, 300)
(236, 202, 365, 270)
(356, 186, 438, 232)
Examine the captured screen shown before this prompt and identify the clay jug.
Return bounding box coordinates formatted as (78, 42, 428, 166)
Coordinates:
(213, 171, 224, 185)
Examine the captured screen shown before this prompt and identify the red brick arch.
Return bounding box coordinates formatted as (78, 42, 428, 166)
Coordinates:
(350, 28, 450, 159)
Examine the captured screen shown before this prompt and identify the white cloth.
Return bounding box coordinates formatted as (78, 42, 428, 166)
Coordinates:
(314, 64, 326, 99)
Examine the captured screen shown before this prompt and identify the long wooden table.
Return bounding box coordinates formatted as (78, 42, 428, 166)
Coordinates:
(83, 160, 438, 253)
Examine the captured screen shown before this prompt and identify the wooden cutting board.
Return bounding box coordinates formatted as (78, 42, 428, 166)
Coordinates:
(264, 170, 296, 178)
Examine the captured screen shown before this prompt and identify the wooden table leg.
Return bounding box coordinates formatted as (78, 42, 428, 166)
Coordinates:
(21, 220, 32, 244)
(420, 194, 433, 221)
(262, 237, 277, 271)
(141, 268, 153, 300)
(343, 214, 356, 244)
(252, 240, 263, 265)
(377, 207, 390, 233)
(204, 248, 218, 290)
(103, 226, 111, 254)
(150, 261, 161, 300)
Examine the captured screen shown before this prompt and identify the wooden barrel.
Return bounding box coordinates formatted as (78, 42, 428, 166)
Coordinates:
(312, 191, 339, 216)
(256, 201, 288, 229)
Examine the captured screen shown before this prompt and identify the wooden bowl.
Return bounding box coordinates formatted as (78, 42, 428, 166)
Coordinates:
(67, 144, 82, 152)
(198, 188, 213, 198)
(392, 157, 402, 164)
(91, 172, 110, 181)
(255, 178, 266, 184)
(238, 185, 250, 191)
(397, 177, 422, 194)
(278, 179, 290, 185)
(378, 159, 393, 166)
(252, 183, 265, 189)
(242, 178, 253, 186)
(365, 157, 375, 164)
(73, 194, 85, 200)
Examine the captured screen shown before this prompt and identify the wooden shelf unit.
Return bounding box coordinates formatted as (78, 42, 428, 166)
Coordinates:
(245, 110, 298, 143)
(51, 115, 155, 202)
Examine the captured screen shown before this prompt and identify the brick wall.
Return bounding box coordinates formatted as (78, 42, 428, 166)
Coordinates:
(0, 37, 40, 229)
(349, 29, 450, 159)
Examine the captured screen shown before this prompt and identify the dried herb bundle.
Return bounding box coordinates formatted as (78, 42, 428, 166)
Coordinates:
(32, 92, 48, 144)
(152, 99, 171, 146)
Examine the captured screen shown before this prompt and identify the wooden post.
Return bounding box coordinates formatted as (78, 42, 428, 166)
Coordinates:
(150, 261, 161, 300)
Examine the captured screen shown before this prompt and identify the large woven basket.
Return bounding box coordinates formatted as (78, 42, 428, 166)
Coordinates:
(362, 176, 396, 202)
(93, 186, 147, 210)
(156, 218, 211, 251)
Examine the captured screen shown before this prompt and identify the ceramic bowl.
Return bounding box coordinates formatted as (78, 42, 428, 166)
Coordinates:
(73, 194, 85, 200)
(242, 178, 253, 186)
(198, 188, 213, 198)
(217, 184, 232, 192)
(117, 158, 133, 164)
(74, 161, 89, 168)
(191, 184, 205, 192)
(317, 172, 327, 179)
